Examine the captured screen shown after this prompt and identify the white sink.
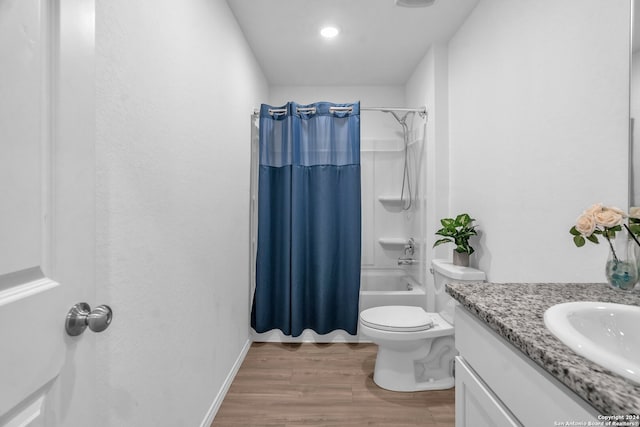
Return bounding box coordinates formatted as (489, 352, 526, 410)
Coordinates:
(544, 301, 640, 385)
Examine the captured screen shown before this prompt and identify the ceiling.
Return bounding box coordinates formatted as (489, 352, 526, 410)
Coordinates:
(226, 0, 479, 86)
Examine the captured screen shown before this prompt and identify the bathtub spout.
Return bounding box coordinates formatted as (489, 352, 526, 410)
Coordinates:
(398, 257, 417, 265)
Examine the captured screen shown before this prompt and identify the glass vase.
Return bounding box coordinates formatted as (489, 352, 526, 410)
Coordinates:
(605, 239, 639, 291)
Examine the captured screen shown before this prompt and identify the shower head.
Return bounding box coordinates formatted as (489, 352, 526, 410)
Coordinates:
(394, 0, 436, 7)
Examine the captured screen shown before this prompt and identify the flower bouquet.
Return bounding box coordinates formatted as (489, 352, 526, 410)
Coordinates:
(570, 204, 638, 290)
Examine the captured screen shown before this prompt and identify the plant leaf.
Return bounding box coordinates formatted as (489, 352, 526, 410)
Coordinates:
(586, 234, 599, 244)
(569, 226, 580, 236)
(629, 224, 640, 235)
(433, 238, 453, 248)
(441, 218, 454, 228)
(457, 213, 474, 227)
(573, 235, 585, 247)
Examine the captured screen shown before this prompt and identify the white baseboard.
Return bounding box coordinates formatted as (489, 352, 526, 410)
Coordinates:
(199, 338, 251, 427)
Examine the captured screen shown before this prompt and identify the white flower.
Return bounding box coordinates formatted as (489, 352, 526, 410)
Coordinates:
(629, 206, 640, 219)
(605, 206, 627, 217)
(594, 209, 623, 228)
(575, 213, 596, 236)
(584, 203, 603, 216)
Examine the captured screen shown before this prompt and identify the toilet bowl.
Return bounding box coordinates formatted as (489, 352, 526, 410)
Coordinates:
(359, 259, 485, 392)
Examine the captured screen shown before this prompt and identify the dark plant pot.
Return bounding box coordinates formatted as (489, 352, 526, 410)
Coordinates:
(453, 251, 469, 267)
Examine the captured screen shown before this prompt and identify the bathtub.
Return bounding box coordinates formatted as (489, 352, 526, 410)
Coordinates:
(359, 269, 426, 313)
(252, 269, 425, 343)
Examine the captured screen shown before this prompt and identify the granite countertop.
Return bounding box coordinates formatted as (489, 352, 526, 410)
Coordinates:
(446, 282, 640, 416)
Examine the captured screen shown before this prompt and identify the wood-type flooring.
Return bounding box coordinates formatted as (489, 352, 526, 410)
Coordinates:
(212, 342, 455, 426)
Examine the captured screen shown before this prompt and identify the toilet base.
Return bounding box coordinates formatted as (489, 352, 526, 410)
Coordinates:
(372, 337, 455, 392)
(374, 369, 454, 392)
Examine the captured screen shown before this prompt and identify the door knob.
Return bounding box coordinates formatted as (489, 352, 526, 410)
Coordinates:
(65, 302, 113, 336)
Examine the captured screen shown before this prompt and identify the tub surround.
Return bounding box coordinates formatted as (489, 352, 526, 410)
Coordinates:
(446, 282, 640, 415)
(359, 269, 425, 313)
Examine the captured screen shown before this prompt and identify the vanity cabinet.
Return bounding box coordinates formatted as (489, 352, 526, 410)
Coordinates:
(455, 355, 520, 427)
(454, 307, 600, 427)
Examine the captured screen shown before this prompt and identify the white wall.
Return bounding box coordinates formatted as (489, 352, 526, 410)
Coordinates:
(405, 44, 450, 311)
(95, 0, 268, 425)
(448, 0, 631, 282)
(632, 51, 640, 205)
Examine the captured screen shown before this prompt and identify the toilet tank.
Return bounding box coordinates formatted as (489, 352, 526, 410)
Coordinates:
(431, 259, 485, 325)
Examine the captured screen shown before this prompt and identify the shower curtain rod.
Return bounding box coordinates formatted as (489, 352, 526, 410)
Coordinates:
(252, 106, 427, 118)
(362, 107, 427, 118)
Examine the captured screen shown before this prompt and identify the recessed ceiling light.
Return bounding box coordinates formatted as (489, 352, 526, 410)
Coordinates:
(395, 0, 436, 6)
(320, 26, 340, 39)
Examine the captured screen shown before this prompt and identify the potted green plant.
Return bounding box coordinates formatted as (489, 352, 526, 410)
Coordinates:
(433, 213, 478, 267)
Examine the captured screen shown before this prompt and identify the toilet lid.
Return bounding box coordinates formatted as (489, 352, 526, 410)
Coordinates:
(360, 306, 435, 332)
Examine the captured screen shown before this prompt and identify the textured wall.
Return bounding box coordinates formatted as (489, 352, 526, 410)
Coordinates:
(405, 44, 452, 311)
(95, 0, 267, 425)
(448, 0, 630, 282)
(632, 51, 640, 205)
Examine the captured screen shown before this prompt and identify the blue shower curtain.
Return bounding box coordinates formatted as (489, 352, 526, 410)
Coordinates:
(251, 101, 361, 337)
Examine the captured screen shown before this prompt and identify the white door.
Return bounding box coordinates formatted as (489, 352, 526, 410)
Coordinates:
(0, 0, 98, 426)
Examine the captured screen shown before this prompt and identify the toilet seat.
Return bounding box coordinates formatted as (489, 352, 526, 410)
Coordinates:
(360, 306, 442, 332)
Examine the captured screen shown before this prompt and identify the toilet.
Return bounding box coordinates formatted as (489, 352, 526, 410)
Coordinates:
(359, 259, 485, 392)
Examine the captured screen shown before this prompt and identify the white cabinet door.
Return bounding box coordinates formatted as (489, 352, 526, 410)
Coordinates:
(0, 0, 96, 425)
(455, 357, 522, 427)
